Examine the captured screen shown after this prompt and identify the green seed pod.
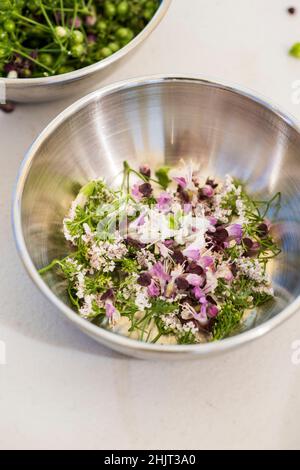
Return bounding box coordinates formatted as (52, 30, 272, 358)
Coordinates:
(71, 30, 84, 45)
(71, 43, 85, 58)
(55, 26, 69, 39)
(104, 1, 116, 18)
(38, 52, 54, 67)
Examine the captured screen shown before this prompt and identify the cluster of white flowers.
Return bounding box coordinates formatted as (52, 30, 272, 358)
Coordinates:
(135, 287, 152, 311)
(136, 248, 156, 269)
(86, 235, 128, 273)
(235, 258, 269, 284)
(213, 176, 247, 225)
(161, 313, 198, 337)
(79, 294, 97, 318)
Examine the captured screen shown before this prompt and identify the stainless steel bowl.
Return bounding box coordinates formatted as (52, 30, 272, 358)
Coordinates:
(13, 76, 300, 359)
(2, 0, 171, 103)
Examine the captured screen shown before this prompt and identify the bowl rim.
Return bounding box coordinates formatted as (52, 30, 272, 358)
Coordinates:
(1, 0, 171, 87)
(12, 74, 300, 356)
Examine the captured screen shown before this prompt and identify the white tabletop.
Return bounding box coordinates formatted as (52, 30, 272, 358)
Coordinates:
(1, 0, 300, 450)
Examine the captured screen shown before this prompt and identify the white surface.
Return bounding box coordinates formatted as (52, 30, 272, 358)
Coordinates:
(1, 0, 300, 450)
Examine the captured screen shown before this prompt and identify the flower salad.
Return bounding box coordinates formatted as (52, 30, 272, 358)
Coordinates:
(40, 160, 281, 345)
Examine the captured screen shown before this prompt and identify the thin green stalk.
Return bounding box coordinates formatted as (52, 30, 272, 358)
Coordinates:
(12, 48, 54, 74)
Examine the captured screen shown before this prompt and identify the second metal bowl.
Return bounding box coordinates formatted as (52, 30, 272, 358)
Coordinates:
(1, 0, 171, 103)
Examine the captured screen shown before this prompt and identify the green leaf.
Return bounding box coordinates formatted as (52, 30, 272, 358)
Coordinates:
(80, 180, 97, 197)
(155, 166, 172, 189)
(290, 43, 300, 59)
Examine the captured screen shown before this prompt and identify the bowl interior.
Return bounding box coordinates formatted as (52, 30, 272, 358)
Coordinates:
(17, 78, 300, 340)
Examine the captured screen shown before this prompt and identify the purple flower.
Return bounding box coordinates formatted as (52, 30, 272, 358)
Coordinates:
(136, 213, 145, 226)
(139, 164, 151, 178)
(200, 256, 214, 268)
(156, 191, 172, 212)
(186, 274, 205, 287)
(208, 305, 219, 318)
(131, 183, 143, 201)
(175, 277, 189, 290)
(105, 301, 116, 319)
(173, 177, 187, 189)
(101, 288, 114, 301)
(212, 227, 229, 243)
(148, 280, 160, 297)
(182, 248, 201, 261)
(150, 262, 171, 282)
(227, 224, 243, 242)
(208, 216, 218, 226)
(183, 203, 192, 214)
(172, 250, 186, 265)
(105, 301, 120, 325)
(137, 272, 152, 287)
(193, 286, 204, 300)
(164, 239, 174, 248)
(157, 242, 170, 258)
(193, 302, 208, 324)
(186, 261, 204, 275)
(202, 185, 214, 197)
(139, 183, 153, 198)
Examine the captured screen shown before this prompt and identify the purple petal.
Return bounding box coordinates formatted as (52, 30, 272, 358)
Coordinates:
(150, 262, 171, 281)
(208, 216, 218, 226)
(183, 203, 192, 214)
(208, 305, 219, 318)
(227, 224, 243, 242)
(202, 185, 214, 197)
(200, 256, 214, 268)
(173, 177, 187, 189)
(136, 213, 145, 226)
(186, 274, 205, 287)
(131, 183, 142, 201)
(157, 242, 170, 258)
(193, 286, 203, 300)
(156, 191, 172, 212)
(183, 248, 201, 261)
(105, 301, 116, 319)
(148, 281, 160, 297)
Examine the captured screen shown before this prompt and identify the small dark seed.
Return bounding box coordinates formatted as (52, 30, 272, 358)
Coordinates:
(288, 7, 296, 15)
